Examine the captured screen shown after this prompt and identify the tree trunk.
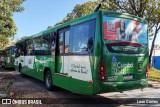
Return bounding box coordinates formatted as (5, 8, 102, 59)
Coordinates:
(149, 29, 158, 65)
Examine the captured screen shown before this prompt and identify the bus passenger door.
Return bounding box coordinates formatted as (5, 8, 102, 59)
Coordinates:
(54, 29, 70, 90)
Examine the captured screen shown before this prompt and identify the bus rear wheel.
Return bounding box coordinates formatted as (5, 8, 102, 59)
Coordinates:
(45, 71, 54, 91)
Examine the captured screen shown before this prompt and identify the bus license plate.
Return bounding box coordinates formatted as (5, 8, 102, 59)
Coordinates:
(123, 75, 133, 80)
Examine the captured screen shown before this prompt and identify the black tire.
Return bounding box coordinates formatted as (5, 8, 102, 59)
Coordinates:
(5, 63, 8, 70)
(19, 65, 25, 77)
(45, 71, 54, 91)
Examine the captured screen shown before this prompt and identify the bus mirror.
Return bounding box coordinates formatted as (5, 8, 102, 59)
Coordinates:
(93, 3, 101, 13)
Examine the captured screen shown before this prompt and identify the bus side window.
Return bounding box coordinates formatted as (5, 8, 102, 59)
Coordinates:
(69, 19, 96, 54)
(26, 40, 33, 55)
(51, 33, 56, 56)
(16, 43, 24, 57)
(41, 36, 49, 55)
(34, 37, 41, 55)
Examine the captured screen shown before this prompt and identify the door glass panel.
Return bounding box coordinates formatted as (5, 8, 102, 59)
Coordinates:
(69, 19, 96, 54)
(65, 31, 70, 54)
(51, 33, 56, 55)
(59, 32, 64, 54)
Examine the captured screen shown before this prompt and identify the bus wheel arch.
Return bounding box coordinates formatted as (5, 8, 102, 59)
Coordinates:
(44, 68, 54, 91)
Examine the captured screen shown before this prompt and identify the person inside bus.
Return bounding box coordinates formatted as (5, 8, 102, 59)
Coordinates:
(127, 22, 138, 42)
(87, 37, 93, 54)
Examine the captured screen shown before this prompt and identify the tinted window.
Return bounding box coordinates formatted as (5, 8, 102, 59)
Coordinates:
(34, 33, 55, 55)
(41, 35, 50, 55)
(65, 31, 70, 53)
(11, 46, 15, 55)
(69, 19, 96, 54)
(51, 33, 56, 55)
(26, 39, 33, 55)
(6, 49, 10, 56)
(59, 32, 64, 54)
(15, 43, 25, 56)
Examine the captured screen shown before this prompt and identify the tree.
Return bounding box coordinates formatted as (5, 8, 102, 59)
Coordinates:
(0, 35, 9, 49)
(154, 44, 160, 49)
(0, 0, 25, 49)
(47, 26, 53, 29)
(55, 1, 109, 26)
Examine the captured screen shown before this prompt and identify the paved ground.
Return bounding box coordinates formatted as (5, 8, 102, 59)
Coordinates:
(148, 81, 160, 88)
(0, 67, 160, 107)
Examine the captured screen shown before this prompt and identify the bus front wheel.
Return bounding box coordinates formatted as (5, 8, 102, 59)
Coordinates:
(19, 65, 25, 77)
(5, 63, 8, 70)
(45, 71, 54, 91)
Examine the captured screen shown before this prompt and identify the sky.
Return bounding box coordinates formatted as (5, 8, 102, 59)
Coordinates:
(13, 0, 87, 41)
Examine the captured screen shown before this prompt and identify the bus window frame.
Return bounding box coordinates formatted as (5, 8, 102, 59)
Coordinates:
(57, 26, 70, 56)
(68, 19, 96, 56)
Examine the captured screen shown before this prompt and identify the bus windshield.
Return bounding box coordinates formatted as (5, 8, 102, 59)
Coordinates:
(103, 16, 148, 45)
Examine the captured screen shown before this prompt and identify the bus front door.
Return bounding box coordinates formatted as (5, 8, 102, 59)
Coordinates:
(54, 29, 70, 90)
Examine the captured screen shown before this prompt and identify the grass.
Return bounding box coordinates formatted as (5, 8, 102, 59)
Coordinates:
(0, 79, 13, 97)
(4, 79, 13, 92)
(148, 67, 160, 81)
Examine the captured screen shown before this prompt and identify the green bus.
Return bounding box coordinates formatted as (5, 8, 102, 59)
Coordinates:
(1, 49, 6, 68)
(15, 10, 149, 94)
(1, 45, 15, 69)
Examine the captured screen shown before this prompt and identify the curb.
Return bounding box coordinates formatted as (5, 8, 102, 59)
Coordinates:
(148, 81, 160, 88)
(148, 84, 154, 87)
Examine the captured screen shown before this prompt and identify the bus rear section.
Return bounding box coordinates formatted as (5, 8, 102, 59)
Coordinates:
(1, 50, 6, 68)
(94, 12, 148, 94)
(5, 46, 15, 69)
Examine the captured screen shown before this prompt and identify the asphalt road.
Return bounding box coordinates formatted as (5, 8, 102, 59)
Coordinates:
(0, 67, 160, 107)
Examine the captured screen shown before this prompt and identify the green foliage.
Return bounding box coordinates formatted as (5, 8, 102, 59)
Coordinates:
(0, 0, 25, 49)
(55, 0, 159, 37)
(149, 67, 160, 81)
(4, 79, 13, 92)
(47, 26, 53, 29)
(0, 16, 17, 38)
(154, 44, 160, 49)
(0, 79, 13, 95)
(0, 35, 9, 49)
(105, 0, 160, 32)
(55, 1, 109, 26)
(20, 36, 28, 40)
